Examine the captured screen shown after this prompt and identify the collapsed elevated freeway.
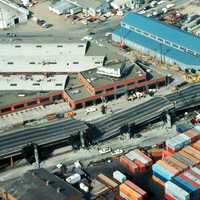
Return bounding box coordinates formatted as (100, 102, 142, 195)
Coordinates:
(0, 83, 200, 159)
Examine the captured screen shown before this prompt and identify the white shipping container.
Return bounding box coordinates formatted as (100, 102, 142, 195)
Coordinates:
(113, 170, 126, 183)
(184, 172, 200, 185)
(191, 167, 200, 175)
(165, 181, 190, 200)
(79, 182, 89, 192)
(66, 173, 81, 184)
(179, 134, 191, 145)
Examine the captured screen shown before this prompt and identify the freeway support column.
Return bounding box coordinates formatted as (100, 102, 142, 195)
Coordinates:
(80, 131, 85, 148)
(127, 123, 135, 138)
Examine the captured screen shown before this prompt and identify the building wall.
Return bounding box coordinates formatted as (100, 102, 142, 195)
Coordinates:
(112, 33, 193, 71)
(64, 75, 166, 110)
(0, 91, 63, 116)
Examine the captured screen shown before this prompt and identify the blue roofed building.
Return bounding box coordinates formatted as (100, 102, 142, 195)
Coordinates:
(112, 12, 200, 71)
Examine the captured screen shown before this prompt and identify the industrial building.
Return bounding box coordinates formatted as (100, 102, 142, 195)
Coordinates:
(112, 12, 200, 71)
(49, 0, 82, 15)
(0, 168, 84, 200)
(0, 0, 29, 29)
(0, 75, 68, 91)
(111, 0, 144, 10)
(64, 61, 166, 109)
(67, 0, 110, 17)
(0, 42, 104, 73)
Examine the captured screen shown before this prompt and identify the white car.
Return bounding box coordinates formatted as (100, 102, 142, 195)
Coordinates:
(56, 163, 63, 169)
(86, 107, 97, 114)
(99, 147, 111, 154)
(111, 149, 124, 156)
(81, 35, 93, 41)
(138, 10, 146, 15)
(105, 32, 112, 37)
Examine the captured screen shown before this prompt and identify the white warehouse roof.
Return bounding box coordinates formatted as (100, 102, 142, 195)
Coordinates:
(0, 74, 68, 91)
(0, 0, 29, 29)
(0, 42, 105, 72)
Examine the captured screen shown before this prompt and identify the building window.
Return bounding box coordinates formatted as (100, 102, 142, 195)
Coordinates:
(36, 45, 42, 48)
(117, 85, 124, 89)
(73, 62, 79, 64)
(56, 83, 62, 86)
(138, 79, 145, 83)
(10, 83, 17, 86)
(57, 45, 63, 48)
(15, 45, 21, 48)
(7, 62, 13, 64)
(96, 90, 103, 94)
(128, 82, 134, 86)
(106, 87, 114, 91)
(78, 45, 84, 47)
(33, 83, 40, 86)
(29, 62, 35, 64)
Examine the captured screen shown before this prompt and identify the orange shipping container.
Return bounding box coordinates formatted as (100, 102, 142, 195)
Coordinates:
(125, 180, 147, 198)
(152, 176, 165, 187)
(179, 151, 200, 164)
(120, 183, 142, 200)
(184, 146, 200, 159)
(192, 141, 200, 151)
(165, 156, 188, 171)
(162, 150, 173, 159)
(184, 129, 200, 142)
(157, 160, 180, 175)
(164, 157, 183, 172)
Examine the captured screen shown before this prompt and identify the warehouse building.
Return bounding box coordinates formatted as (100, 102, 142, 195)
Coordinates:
(112, 12, 200, 71)
(49, 0, 82, 15)
(0, 168, 84, 200)
(67, 0, 110, 17)
(0, 42, 104, 73)
(0, 0, 29, 29)
(0, 75, 68, 91)
(111, 0, 144, 10)
(63, 61, 166, 109)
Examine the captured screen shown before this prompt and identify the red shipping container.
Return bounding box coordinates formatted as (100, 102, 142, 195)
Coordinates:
(164, 193, 176, 200)
(189, 169, 200, 180)
(179, 174, 200, 197)
(125, 180, 147, 198)
(134, 159, 146, 172)
(162, 150, 173, 159)
(166, 146, 176, 153)
(120, 156, 138, 175)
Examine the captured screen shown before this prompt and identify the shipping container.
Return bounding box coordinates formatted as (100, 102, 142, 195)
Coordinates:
(165, 181, 190, 200)
(120, 183, 142, 200)
(125, 180, 147, 198)
(113, 171, 127, 183)
(152, 175, 165, 186)
(66, 173, 81, 184)
(120, 156, 138, 174)
(134, 160, 146, 172)
(97, 174, 118, 189)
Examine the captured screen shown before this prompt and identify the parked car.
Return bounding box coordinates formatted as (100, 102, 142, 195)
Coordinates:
(99, 147, 111, 154)
(111, 149, 124, 156)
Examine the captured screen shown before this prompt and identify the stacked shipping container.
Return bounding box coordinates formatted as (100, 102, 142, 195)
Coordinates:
(152, 139, 200, 200)
(119, 180, 147, 200)
(165, 129, 200, 153)
(120, 149, 153, 174)
(153, 139, 200, 185)
(165, 166, 200, 200)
